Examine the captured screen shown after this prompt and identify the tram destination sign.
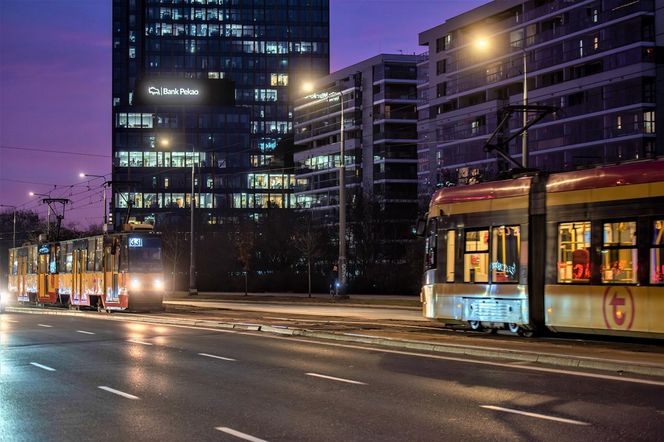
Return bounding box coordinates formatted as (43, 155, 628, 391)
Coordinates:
(136, 78, 235, 106)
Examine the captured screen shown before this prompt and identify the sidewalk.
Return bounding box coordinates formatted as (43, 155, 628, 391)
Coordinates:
(165, 291, 420, 308)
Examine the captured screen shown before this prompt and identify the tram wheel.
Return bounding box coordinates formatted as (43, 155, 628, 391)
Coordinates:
(468, 320, 482, 331)
(507, 323, 520, 334)
(518, 328, 535, 338)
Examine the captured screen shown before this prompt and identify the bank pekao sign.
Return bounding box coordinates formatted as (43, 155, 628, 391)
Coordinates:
(147, 86, 200, 96)
(135, 78, 235, 106)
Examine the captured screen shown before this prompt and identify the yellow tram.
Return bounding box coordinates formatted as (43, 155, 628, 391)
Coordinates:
(7, 227, 163, 311)
(419, 160, 664, 338)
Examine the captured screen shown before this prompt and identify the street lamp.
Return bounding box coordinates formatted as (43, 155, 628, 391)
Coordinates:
(160, 137, 198, 296)
(0, 205, 16, 249)
(474, 36, 528, 168)
(80, 173, 108, 225)
(302, 81, 349, 295)
(29, 192, 51, 237)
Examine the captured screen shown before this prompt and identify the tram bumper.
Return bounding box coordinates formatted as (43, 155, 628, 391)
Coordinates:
(127, 289, 164, 312)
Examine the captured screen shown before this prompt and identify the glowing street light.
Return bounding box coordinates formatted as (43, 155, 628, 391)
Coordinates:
(473, 35, 529, 168)
(159, 137, 197, 296)
(79, 173, 109, 225)
(301, 81, 348, 296)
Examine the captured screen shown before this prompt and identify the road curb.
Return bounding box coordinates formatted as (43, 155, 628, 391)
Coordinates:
(7, 306, 664, 378)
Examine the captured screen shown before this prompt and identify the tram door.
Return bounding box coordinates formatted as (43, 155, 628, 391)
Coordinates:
(72, 249, 86, 305)
(105, 241, 120, 304)
(18, 255, 27, 299)
(37, 254, 48, 298)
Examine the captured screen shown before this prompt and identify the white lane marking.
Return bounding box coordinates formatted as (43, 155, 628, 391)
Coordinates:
(76, 330, 95, 335)
(37, 324, 52, 328)
(3, 319, 19, 323)
(98, 386, 139, 400)
(215, 427, 268, 442)
(305, 372, 366, 385)
(481, 405, 590, 426)
(198, 352, 236, 361)
(126, 339, 153, 346)
(30, 362, 56, 372)
(159, 323, 664, 387)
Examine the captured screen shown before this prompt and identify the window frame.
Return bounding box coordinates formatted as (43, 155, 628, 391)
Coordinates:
(463, 228, 490, 283)
(557, 220, 592, 284)
(490, 225, 521, 284)
(600, 219, 638, 285)
(650, 218, 664, 285)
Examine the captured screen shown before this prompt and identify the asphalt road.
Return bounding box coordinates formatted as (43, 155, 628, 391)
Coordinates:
(1, 312, 663, 441)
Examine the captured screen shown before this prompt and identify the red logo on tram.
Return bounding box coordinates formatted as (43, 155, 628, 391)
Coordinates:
(602, 286, 635, 330)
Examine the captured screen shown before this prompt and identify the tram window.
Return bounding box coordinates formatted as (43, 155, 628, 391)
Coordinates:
(651, 220, 664, 284)
(445, 230, 455, 282)
(87, 239, 96, 271)
(464, 229, 489, 283)
(601, 221, 637, 284)
(30, 246, 37, 273)
(557, 221, 591, 283)
(65, 244, 73, 273)
(491, 226, 520, 283)
(95, 238, 103, 271)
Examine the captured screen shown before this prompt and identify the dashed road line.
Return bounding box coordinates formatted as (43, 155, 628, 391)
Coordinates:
(76, 330, 95, 335)
(30, 362, 56, 372)
(37, 324, 52, 328)
(215, 427, 268, 442)
(98, 386, 139, 400)
(305, 372, 366, 385)
(198, 352, 236, 361)
(481, 405, 590, 426)
(126, 339, 153, 346)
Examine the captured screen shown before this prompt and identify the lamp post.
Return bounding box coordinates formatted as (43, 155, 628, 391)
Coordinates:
(29, 192, 50, 238)
(302, 82, 349, 295)
(0, 205, 16, 248)
(475, 36, 528, 167)
(160, 138, 198, 296)
(79, 173, 108, 225)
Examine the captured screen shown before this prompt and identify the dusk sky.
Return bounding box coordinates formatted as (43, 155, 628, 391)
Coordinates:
(0, 0, 488, 227)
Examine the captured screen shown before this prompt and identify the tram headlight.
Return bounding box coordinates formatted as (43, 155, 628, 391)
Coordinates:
(153, 279, 163, 290)
(130, 278, 141, 290)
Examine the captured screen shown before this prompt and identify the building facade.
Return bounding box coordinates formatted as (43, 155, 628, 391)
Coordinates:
(293, 54, 422, 258)
(417, 0, 663, 201)
(111, 0, 329, 226)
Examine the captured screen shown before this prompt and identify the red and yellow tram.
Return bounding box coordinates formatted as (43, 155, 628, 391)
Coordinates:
(419, 160, 664, 338)
(7, 229, 164, 312)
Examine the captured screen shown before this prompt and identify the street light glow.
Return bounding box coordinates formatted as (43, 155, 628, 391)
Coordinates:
(160, 138, 170, 147)
(79, 172, 86, 178)
(475, 38, 489, 50)
(302, 82, 315, 93)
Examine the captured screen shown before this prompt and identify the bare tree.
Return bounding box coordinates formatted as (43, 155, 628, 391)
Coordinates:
(160, 223, 186, 294)
(236, 223, 254, 296)
(292, 213, 325, 297)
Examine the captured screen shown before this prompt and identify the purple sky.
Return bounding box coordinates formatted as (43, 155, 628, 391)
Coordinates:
(0, 0, 488, 227)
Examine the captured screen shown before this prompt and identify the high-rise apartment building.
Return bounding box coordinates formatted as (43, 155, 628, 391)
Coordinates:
(293, 54, 422, 258)
(111, 0, 329, 226)
(417, 0, 663, 200)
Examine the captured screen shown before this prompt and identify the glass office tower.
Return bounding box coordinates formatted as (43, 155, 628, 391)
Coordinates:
(111, 0, 329, 226)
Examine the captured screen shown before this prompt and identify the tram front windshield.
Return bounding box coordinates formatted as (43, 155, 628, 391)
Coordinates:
(128, 237, 162, 273)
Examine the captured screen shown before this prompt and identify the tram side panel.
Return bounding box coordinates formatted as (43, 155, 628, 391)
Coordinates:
(544, 190, 664, 338)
